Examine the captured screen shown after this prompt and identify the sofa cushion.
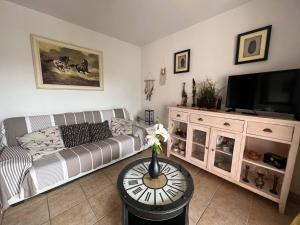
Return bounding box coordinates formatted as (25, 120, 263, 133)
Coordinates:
(89, 121, 112, 142)
(17, 126, 65, 160)
(60, 123, 90, 148)
(111, 117, 133, 137)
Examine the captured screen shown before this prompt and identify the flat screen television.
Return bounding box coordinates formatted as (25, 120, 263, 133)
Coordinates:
(226, 69, 300, 115)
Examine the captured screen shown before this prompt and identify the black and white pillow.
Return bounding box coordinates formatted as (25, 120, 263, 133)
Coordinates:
(89, 121, 112, 142)
(17, 126, 65, 160)
(111, 117, 133, 137)
(60, 123, 90, 148)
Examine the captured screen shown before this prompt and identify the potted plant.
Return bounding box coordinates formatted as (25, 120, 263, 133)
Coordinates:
(145, 124, 169, 179)
(197, 79, 221, 109)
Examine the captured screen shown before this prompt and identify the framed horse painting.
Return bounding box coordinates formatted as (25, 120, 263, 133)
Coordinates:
(31, 34, 104, 90)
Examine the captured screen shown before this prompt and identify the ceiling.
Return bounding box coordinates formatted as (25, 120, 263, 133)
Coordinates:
(7, 0, 251, 46)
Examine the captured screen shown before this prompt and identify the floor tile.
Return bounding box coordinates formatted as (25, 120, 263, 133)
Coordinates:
(79, 170, 112, 198)
(51, 201, 97, 225)
(102, 161, 127, 184)
(285, 200, 300, 219)
(94, 205, 122, 225)
(197, 204, 247, 225)
(41, 222, 50, 225)
(202, 181, 253, 225)
(48, 182, 86, 218)
(2, 195, 49, 225)
(189, 173, 222, 223)
(248, 196, 292, 225)
(189, 217, 197, 225)
(88, 185, 121, 220)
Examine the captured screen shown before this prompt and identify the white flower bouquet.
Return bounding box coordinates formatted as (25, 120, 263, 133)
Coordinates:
(145, 124, 169, 154)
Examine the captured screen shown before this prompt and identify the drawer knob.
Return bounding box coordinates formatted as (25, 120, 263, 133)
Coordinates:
(211, 149, 215, 152)
(176, 114, 181, 117)
(263, 128, 273, 133)
(223, 122, 230, 126)
(198, 118, 203, 121)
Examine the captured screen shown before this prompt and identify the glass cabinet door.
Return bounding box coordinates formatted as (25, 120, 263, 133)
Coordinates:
(209, 130, 241, 178)
(187, 125, 210, 168)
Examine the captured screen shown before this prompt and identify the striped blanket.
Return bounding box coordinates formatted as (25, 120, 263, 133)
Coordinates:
(0, 108, 147, 212)
(0, 134, 143, 212)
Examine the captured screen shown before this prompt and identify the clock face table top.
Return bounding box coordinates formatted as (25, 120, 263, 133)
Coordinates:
(117, 157, 194, 222)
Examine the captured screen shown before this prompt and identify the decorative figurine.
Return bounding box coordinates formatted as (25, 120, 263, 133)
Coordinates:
(192, 78, 196, 107)
(255, 168, 267, 189)
(242, 165, 250, 183)
(181, 82, 188, 107)
(270, 175, 279, 195)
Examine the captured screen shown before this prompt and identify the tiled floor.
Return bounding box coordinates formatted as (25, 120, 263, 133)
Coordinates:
(1, 149, 299, 225)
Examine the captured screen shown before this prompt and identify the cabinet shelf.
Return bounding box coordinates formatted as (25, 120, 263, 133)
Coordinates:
(239, 173, 281, 202)
(171, 134, 186, 142)
(170, 150, 186, 160)
(242, 157, 285, 174)
(215, 148, 233, 157)
(192, 142, 205, 147)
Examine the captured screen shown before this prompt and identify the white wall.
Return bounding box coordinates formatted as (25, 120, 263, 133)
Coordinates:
(0, 0, 141, 121)
(141, 0, 300, 193)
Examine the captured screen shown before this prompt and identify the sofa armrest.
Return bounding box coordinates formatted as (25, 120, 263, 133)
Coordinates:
(0, 146, 32, 212)
(0, 146, 32, 163)
(132, 125, 148, 146)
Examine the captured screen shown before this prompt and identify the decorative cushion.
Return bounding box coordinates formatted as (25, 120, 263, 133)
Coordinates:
(17, 126, 65, 160)
(89, 121, 113, 142)
(60, 123, 90, 148)
(111, 117, 133, 137)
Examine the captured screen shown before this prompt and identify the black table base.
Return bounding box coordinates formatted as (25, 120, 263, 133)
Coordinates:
(123, 204, 189, 225)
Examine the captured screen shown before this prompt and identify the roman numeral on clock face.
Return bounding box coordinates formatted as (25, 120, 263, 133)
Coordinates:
(159, 193, 164, 202)
(145, 192, 151, 202)
(166, 188, 178, 198)
(133, 187, 143, 195)
(171, 181, 184, 188)
(128, 180, 138, 185)
(130, 172, 140, 176)
(162, 166, 171, 174)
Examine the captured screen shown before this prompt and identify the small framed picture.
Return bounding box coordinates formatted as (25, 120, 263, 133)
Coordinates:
(174, 49, 190, 73)
(235, 25, 272, 64)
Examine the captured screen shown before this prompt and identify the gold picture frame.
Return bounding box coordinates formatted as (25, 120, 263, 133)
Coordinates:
(31, 34, 104, 90)
(235, 25, 272, 64)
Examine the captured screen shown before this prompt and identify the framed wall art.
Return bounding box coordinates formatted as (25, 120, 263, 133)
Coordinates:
(31, 34, 104, 90)
(174, 49, 190, 73)
(235, 25, 272, 65)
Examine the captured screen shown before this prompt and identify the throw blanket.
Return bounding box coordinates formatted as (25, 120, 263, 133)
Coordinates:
(0, 134, 143, 212)
(0, 146, 32, 212)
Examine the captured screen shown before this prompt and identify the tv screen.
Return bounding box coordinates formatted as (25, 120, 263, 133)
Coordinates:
(226, 69, 300, 114)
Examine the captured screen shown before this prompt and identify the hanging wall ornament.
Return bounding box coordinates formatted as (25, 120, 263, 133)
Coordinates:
(144, 79, 155, 101)
(159, 67, 166, 86)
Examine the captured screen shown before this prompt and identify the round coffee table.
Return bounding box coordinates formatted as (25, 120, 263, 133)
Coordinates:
(117, 157, 194, 225)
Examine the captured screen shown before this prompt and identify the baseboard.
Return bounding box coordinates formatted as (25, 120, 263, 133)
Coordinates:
(289, 192, 300, 204)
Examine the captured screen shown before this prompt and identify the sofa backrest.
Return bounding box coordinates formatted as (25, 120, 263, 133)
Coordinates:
(1, 108, 130, 147)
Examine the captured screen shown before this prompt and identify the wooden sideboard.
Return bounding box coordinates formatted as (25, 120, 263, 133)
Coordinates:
(167, 106, 300, 213)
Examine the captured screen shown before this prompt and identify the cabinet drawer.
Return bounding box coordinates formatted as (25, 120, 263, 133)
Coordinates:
(190, 113, 244, 132)
(170, 110, 188, 122)
(247, 122, 294, 141)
